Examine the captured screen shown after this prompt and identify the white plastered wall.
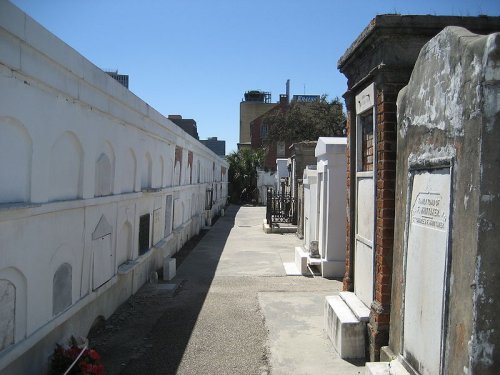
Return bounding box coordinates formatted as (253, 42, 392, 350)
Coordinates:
(0, 2, 228, 372)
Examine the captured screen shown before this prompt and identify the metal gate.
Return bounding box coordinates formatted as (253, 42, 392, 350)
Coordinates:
(266, 188, 295, 226)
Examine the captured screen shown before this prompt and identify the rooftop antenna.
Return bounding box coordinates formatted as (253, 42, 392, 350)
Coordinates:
(303, 84, 306, 95)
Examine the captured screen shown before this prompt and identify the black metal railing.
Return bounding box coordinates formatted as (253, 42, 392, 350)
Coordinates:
(266, 188, 295, 226)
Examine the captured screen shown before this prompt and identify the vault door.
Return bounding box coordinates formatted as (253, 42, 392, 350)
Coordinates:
(354, 84, 375, 307)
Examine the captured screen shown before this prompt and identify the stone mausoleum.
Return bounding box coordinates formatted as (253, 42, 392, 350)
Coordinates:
(374, 26, 500, 375)
(335, 14, 500, 361)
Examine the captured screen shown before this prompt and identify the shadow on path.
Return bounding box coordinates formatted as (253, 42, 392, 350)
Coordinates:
(92, 205, 238, 375)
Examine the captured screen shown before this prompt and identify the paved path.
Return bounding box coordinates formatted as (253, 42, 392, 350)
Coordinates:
(91, 205, 365, 375)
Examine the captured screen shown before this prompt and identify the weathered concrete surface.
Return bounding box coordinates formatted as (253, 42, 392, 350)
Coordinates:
(392, 27, 500, 375)
(260, 292, 364, 375)
(89, 205, 364, 374)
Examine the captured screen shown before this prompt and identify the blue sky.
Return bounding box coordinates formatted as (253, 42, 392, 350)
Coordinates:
(10, 0, 500, 153)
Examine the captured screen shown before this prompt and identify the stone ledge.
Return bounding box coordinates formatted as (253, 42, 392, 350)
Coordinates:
(340, 291, 370, 322)
(262, 219, 297, 234)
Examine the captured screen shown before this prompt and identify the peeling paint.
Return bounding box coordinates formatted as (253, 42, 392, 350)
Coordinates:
(408, 144, 456, 166)
(469, 256, 496, 369)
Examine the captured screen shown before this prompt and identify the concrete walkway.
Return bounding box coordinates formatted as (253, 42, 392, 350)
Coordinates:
(92, 205, 365, 375)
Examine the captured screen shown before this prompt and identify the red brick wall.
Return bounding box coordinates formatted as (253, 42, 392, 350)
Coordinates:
(367, 83, 401, 361)
(343, 95, 355, 292)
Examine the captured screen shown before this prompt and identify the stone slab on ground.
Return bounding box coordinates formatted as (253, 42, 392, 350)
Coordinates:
(325, 295, 367, 359)
(283, 262, 302, 276)
(259, 292, 364, 375)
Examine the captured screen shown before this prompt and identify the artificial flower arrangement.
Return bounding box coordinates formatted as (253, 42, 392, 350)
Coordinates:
(50, 336, 104, 375)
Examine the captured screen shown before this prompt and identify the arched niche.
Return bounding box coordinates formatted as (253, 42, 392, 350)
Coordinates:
(0, 279, 15, 351)
(52, 263, 72, 316)
(141, 152, 152, 189)
(0, 267, 27, 349)
(95, 153, 112, 197)
(95, 141, 115, 197)
(0, 117, 32, 203)
(49, 131, 83, 201)
(165, 158, 173, 187)
(122, 148, 136, 193)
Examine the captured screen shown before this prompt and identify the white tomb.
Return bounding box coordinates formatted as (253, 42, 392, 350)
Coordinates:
(302, 166, 318, 253)
(315, 137, 347, 277)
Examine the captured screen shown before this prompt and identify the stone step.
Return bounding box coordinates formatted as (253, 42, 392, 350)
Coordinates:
(365, 360, 410, 375)
(324, 295, 366, 359)
(339, 291, 370, 322)
(294, 246, 308, 275)
(308, 257, 322, 266)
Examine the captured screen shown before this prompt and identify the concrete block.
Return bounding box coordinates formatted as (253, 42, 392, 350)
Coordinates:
(324, 295, 366, 359)
(294, 246, 308, 274)
(380, 346, 397, 362)
(163, 257, 176, 281)
(365, 360, 410, 375)
(339, 291, 370, 322)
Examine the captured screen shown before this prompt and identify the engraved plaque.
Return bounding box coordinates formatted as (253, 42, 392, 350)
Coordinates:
(403, 168, 451, 375)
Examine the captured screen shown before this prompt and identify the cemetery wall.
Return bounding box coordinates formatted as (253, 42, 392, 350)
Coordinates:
(0, 2, 228, 373)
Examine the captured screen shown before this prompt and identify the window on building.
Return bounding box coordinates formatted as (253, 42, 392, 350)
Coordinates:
(260, 123, 269, 139)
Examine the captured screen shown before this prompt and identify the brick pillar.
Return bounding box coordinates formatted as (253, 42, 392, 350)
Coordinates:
(343, 92, 356, 292)
(367, 82, 402, 361)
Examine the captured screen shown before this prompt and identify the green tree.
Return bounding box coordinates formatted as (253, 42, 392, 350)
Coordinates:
(226, 147, 265, 204)
(265, 95, 346, 143)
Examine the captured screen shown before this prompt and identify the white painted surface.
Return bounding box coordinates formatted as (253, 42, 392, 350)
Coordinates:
(354, 241, 374, 308)
(356, 177, 374, 241)
(303, 167, 318, 251)
(355, 174, 374, 307)
(403, 168, 451, 375)
(294, 246, 308, 275)
(355, 83, 375, 114)
(315, 138, 347, 278)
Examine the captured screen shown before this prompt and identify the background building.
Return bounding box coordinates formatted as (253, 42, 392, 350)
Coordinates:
(239, 90, 277, 149)
(168, 115, 199, 140)
(105, 70, 129, 88)
(200, 137, 226, 156)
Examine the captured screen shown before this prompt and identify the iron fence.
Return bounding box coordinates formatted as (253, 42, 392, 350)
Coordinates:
(266, 188, 295, 226)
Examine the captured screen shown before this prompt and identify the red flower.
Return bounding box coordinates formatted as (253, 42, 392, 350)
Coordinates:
(88, 349, 101, 361)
